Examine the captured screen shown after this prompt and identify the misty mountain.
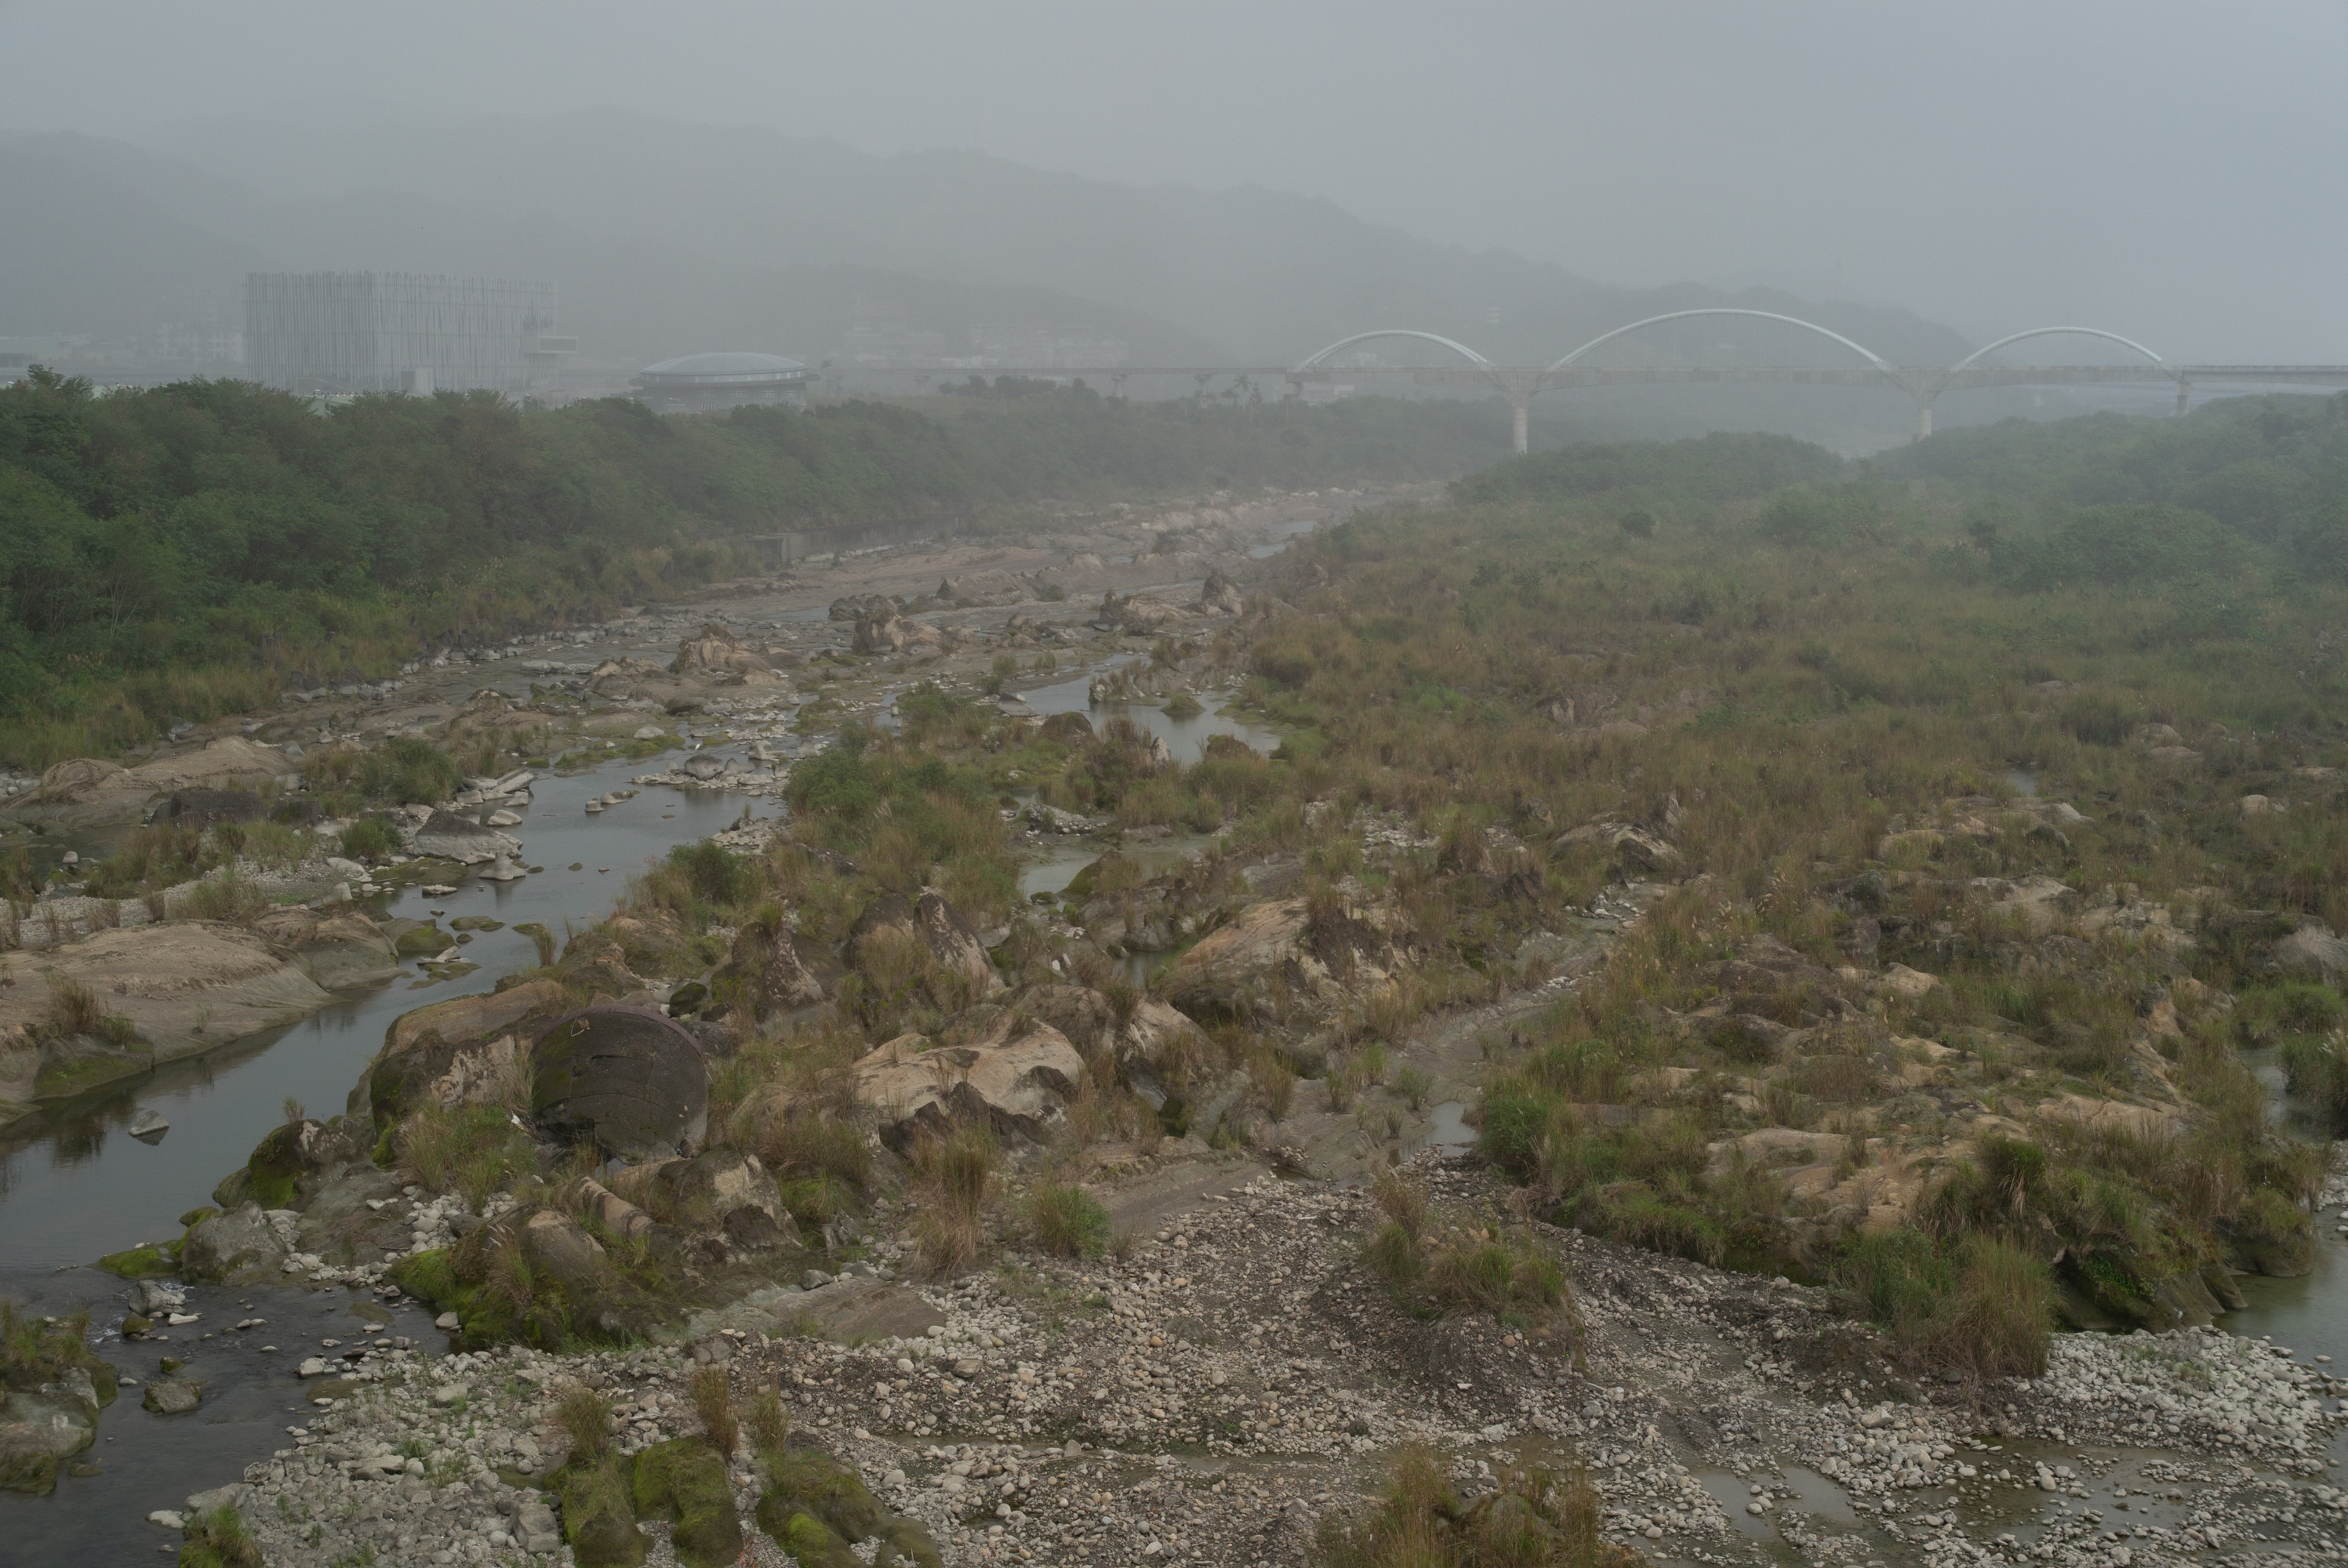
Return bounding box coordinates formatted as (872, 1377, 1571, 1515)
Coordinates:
(7, 109, 1975, 375)
(0, 131, 1222, 370)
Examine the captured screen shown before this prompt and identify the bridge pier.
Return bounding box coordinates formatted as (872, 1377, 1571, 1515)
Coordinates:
(2175, 379, 2190, 416)
(1510, 391, 1531, 455)
(1913, 392, 1936, 442)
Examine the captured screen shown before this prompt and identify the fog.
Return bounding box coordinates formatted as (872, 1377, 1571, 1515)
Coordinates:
(3, 0, 2343, 372)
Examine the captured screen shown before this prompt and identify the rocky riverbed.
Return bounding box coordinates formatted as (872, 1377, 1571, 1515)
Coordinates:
(141, 1149, 2347, 1568)
(9, 477, 2348, 1568)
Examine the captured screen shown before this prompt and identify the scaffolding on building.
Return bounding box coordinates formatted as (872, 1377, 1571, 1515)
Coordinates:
(244, 272, 572, 395)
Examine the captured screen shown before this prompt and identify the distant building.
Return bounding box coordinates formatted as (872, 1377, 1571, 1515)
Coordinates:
(969, 326, 1129, 369)
(630, 352, 810, 413)
(839, 292, 948, 368)
(245, 272, 573, 395)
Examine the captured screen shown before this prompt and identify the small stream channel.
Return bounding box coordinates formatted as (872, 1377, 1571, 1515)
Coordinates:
(0, 749, 752, 1564)
(1017, 667, 1278, 764)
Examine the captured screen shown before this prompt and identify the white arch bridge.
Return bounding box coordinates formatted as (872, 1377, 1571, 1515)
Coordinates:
(812, 314, 2348, 452)
(1283, 313, 2348, 451)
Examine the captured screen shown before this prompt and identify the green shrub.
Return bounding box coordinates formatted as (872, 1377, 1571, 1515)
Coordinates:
(357, 738, 462, 805)
(2059, 693, 2132, 746)
(2235, 983, 2346, 1043)
(2279, 1033, 2348, 1133)
(912, 1125, 996, 1276)
(1832, 1229, 2051, 1379)
(340, 815, 403, 861)
(1027, 1181, 1111, 1258)
(2228, 1185, 2314, 1275)
(176, 1504, 264, 1568)
(395, 1104, 535, 1208)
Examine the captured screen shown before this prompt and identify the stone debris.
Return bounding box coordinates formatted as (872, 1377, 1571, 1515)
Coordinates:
(187, 1155, 2348, 1568)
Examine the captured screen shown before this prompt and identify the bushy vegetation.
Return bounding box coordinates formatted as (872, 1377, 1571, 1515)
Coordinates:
(0, 369, 1499, 766)
(1361, 1167, 1573, 1334)
(176, 1504, 265, 1568)
(1026, 1178, 1112, 1258)
(1314, 1443, 1641, 1568)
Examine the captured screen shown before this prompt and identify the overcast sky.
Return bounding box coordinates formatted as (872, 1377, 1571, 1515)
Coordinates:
(6, 0, 2344, 360)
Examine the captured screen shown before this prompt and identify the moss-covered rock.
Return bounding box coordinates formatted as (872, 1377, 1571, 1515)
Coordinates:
(179, 1203, 288, 1283)
(559, 1451, 649, 1568)
(241, 1123, 307, 1208)
(763, 1446, 883, 1540)
(627, 1439, 742, 1568)
(755, 1504, 860, 1568)
(752, 1444, 941, 1568)
(95, 1243, 177, 1279)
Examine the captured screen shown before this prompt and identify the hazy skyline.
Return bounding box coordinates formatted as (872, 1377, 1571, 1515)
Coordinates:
(5, 0, 2346, 361)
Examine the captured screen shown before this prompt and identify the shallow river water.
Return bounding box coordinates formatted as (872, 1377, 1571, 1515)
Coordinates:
(0, 750, 754, 1566)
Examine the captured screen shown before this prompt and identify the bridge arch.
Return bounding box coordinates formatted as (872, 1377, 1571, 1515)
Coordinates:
(1292, 329, 1500, 384)
(1545, 308, 1893, 376)
(1948, 326, 2168, 375)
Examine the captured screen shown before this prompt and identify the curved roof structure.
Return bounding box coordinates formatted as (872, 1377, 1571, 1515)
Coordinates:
(635, 351, 809, 385)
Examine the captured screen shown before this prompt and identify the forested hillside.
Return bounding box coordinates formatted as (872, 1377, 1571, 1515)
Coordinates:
(1461, 393, 2348, 593)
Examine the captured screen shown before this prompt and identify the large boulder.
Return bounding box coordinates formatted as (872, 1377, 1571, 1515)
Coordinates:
(410, 810, 520, 866)
(0, 1371, 104, 1494)
(1554, 819, 1683, 877)
(711, 920, 827, 1019)
(2274, 919, 2348, 983)
(532, 1005, 709, 1159)
(1196, 568, 1245, 616)
(828, 593, 897, 622)
(220, 1116, 373, 1209)
(1158, 896, 1412, 1022)
(1012, 982, 1212, 1080)
(154, 788, 262, 828)
(20, 757, 130, 808)
(845, 893, 1001, 1002)
(609, 1149, 786, 1230)
(584, 656, 678, 701)
(671, 623, 785, 681)
(181, 1202, 290, 1282)
(354, 977, 568, 1127)
(852, 603, 946, 655)
(518, 1209, 609, 1290)
(853, 1010, 1083, 1144)
(0, 924, 333, 1107)
(290, 1164, 410, 1264)
(1011, 983, 1118, 1058)
(1119, 597, 1188, 636)
(251, 906, 401, 990)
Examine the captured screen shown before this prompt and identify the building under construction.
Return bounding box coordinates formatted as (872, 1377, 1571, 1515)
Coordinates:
(243, 272, 574, 395)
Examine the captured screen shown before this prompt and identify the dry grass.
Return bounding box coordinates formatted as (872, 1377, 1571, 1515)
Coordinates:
(689, 1363, 738, 1455)
(45, 975, 104, 1036)
(910, 1123, 998, 1276)
(551, 1381, 613, 1465)
(395, 1103, 536, 1208)
(1314, 1443, 1639, 1568)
